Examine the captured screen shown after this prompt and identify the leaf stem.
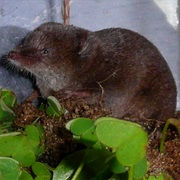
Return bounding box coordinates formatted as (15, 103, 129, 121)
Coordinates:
(71, 162, 84, 180)
(160, 119, 170, 153)
(160, 118, 180, 153)
(128, 166, 133, 180)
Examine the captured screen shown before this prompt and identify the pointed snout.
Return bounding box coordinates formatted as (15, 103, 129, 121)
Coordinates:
(8, 51, 17, 59)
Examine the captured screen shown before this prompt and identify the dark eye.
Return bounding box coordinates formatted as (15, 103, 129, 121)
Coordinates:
(43, 49, 49, 55)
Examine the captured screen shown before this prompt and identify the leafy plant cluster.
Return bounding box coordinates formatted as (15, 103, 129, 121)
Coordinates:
(0, 89, 17, 133)
(0, 89, 51, 179)
(0, 125, 49, 180)
(54, 117, 148, 180)
(0, 88, 179, 180)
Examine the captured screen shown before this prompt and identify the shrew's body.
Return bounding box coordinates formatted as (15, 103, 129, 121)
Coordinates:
(6, 22, 177, 121)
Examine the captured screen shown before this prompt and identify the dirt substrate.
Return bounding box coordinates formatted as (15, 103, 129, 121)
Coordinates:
(13, 96, 180, 179)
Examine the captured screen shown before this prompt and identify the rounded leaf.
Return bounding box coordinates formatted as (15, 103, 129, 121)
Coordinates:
(81, 126, 97, 146)
(0, 157, 21, 180)
(133, 157, 147, 179)
(109, 157, 127, 174)
(0, 134, 36, 167)
(67, 118, 94, 135)
(95, 117, 148, 166)
(46, 96, 65, 117)
(83, 149, 111, 164)
(95, 117, 147, 148)
(53, 150, 86, 180)
(25, 125, 40, 147)
(19, 170, 33, 180)
(0, 100, 16, 121)
(32, 162, 51, 178)
(115, 131, 147, 166)
(0, 89, 17, 109)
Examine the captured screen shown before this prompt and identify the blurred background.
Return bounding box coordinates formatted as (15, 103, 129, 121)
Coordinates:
(0, 0, 179, 110)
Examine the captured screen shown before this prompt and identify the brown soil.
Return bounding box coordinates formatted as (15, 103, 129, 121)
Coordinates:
(13, 93, 180, 179)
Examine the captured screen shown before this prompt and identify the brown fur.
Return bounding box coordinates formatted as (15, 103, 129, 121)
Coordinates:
(7, 22, 177, 121)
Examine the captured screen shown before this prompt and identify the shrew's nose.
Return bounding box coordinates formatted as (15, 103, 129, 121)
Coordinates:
(8, 51, 17, 59)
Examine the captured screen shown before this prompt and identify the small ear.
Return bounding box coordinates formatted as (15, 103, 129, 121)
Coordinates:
(78, 33, 100, 60)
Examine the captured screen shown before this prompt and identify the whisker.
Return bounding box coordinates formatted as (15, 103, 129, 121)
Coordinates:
(0, 56, 36, 83)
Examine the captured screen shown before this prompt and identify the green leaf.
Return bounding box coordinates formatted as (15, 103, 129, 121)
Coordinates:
(66, 118, 94, 135)
(0, 157, 21, 180)
(66, 118, 97, 146)
(36, 125, 45, 155)
(115, 132, 147, 166)
(0, 133, 36, 167)
(25, 125, 40, 146)
(0, 99, 16, 121)
(81, 126, 98, 146)
(95, 117, 145, 148)
(0, 121, 14, 134)
(11, 137, 36, 167)
(83, 149, 111, 164)
(92, 141, 105, 149)
(133, 157, 147, 179)
(25, 125, 45, 156)
(0, 89, 17, 124)
(0, 89, 17, 109)
(109, 173, 128, 180)
(46, 96, 65, 117)
(148, 173, 172, 180)
(109, 157, 127, 174)
(19, 170, 33, 180)
(53, 150, 86, 180)
(0, 134, 20, 156)
(32, 162, 51, 180)
(26, 125, 41, 154)
(81, 149, 112, 178)
(36, 124, 45, 141)
(95, 117, 148, 166)
(39, 103, 45, 111)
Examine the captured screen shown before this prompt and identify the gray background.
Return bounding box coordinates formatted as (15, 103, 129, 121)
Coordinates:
(0, 0, 179, 110)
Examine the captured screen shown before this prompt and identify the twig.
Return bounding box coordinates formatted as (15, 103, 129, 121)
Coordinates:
(97, 68, 120, 84)
(97, 82, 104, 107)
(62, 0, 70, 25)
(96, 68, 120, 105)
